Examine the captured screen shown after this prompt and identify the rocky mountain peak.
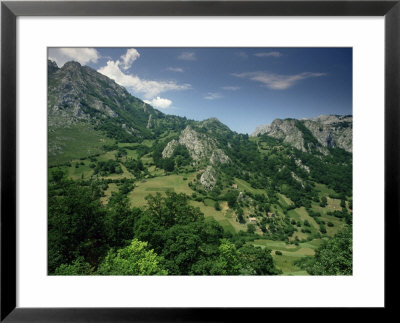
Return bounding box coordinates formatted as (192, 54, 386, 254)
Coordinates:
(162, 125, 230, 165)
(251, 114, 352, 153)
(48, 60, 59, 74)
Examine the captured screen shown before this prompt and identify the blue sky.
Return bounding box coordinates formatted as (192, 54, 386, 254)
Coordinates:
(48, 47, 352, 134)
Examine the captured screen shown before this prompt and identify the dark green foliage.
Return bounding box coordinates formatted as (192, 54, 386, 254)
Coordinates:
(238, 245, 280, 275)
(50, 168, 65, 184)
(118, 180, 135, 195)
(172, 144, 192, 167)
(54, 257, 94, 275)
(152, 142, 192, 172)
(94, 159, 122, 176)
(247, 223, 256, 234)
(298, 226, 352, 275)
(103, 144, 118, 151)
(275, 250, 283, 256)
(225, 190, 239, 208)
(236, 207, 245, 223)
(320, 196, 328, 207)
(162, 158, 175, 172)
(115, 147, 127, 159)
(48, 181, 108, 273)
(105, 192, 138, 248)
(124, 158, 145, 176)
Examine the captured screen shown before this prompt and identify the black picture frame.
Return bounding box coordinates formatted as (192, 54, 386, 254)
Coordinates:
(1, 0, 399, 321)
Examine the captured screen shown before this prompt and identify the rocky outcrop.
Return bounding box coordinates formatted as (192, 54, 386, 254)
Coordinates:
(162, 126, 230, 165)
(251, 115, 352, 153)
(210, 149, 230, 165)
(200, 166, 217, 191)
(295, 159, 310, 173)
(162, 139, 179, 158)
(305, 115, 352, 152)
(48, 60, 156, 139)
(146, 114, 152, 129)
(252, 119, 306, 151)
(178, 126, 216, 161)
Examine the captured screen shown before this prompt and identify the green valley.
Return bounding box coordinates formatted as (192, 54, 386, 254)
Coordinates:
(48, 58, 352, 276)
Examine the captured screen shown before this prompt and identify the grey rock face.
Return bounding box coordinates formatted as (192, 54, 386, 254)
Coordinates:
(295, 159, 310, 173)
(305, 115, 352, 152)
(210, 149, 230, 165)
(251, 115, 352, 153)
(200, 166, 217, 191)
(169, 126, 230, 164)
(162, 139, 179, 158)
(146, 114, 152, 129)
(178, 126, 216, 161)
(48, 60, 133, 130)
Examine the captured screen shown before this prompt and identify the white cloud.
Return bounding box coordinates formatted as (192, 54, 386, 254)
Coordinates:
(204, 92, 223, 100)
(232, 71, 326, 90)
(120, 48, 140, 70)
(254, 51, 282, 58)
(98, 60, 191, 99)
(221, 86, 240, 91)
(48, 48, 100, 67)
(178, 52, 196, 61)
(144, 96, 172, 109)
(166, 67, 184, 73)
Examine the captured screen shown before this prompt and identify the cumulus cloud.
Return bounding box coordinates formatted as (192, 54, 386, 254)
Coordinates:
(48, 48, 100, 67)
(120, 48, 140, 70)
(178, 52, 196, 61)
(98, 60, 191, 99)
(221, 86, 240, 91)
(144, 96, 172, 109)
(166, 67, 184, 73)
(254, 51, 282, 58)
(232, 71, 326, 90)
(204, 92, 223, 100)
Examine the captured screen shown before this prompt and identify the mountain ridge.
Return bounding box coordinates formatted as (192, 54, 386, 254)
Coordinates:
(251, 115, 352, 153)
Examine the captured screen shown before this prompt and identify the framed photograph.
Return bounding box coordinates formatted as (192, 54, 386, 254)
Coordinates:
(1, 0, 399, 321)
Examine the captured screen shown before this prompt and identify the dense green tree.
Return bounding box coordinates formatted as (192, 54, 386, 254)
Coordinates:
(236, 207, 245, 224)
(247, 223, 256, 234)
(106, 192, 139, 248)
(320, 196, 328, 207)
(210, 239, 242, 275)
(48, 182, 108, 272)
(53, 257, 94, 275)
(238, 245, 280, 275)
(300, 226, 352, 275)
(225, 190, 239, 208)
(97, 239, 168, 275)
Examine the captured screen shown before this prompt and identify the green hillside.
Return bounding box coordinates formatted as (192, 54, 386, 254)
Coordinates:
(48, 60, 353, 276)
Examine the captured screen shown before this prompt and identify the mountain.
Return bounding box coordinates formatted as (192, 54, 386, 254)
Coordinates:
(251, 115, 352, 153)
(48, 60, 159, 135)
(48, 60, 188, 164)
(48, 60, 353, 275)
